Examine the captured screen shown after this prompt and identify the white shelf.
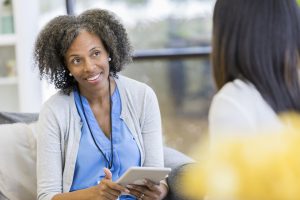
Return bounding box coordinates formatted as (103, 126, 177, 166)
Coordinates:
(0, 77, 18, 85)
(0, 0, 41, 112)
(0, 34, 16, 46)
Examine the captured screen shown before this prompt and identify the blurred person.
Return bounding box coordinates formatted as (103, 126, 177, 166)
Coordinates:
(209, 0, 300, 137)
(179, 1, 300, 199)
(34, 9, 169, 200)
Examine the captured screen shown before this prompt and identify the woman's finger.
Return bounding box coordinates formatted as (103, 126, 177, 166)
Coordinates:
(98, 179, 130, 200)
(144, 179, 159, 191)
(127, 187, 146, 199)
(140, 180, 161, 197)
(103, 167, 113, 180)
(104, 187, 121, 197)
(100, 179, 130, 194)
(101, 191, 118, 200)
(127, 185, 157, 198)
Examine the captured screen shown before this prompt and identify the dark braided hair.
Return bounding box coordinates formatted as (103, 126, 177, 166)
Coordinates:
(34, 9, 133, 94)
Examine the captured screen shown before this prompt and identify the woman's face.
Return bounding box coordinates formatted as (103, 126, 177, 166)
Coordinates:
(65, 30, 110, 93)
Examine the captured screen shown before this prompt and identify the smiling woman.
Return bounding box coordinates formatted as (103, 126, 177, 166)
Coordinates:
(65, 30, 112, 100)
(34, 9, 132, 95)
(34, 8, 169, 200)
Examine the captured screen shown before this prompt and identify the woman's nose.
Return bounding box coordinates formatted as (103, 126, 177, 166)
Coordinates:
(83, 59, 95, 72)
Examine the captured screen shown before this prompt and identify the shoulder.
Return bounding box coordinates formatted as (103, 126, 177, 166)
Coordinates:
(215, 79, 258, 100)
(211, 79, 264, 111)
(42, 91, 73, 110)
(209, 79, 280, 135)
(40, 90, 76, 120)
(214, 79, 277, 111)
(116, 75, 149, 89)
(116, 75, 156, 98)
(209, 80, 254, 123)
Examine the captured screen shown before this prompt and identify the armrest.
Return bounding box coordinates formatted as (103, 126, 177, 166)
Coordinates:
(163, 147, 195, 200)
(163, 146, 194, 169)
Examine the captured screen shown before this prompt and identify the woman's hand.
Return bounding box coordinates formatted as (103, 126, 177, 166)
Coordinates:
(93, 168, 130, 200)
(127, 179, 168, 200)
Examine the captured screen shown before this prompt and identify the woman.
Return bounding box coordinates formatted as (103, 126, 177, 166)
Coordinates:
(35, 9, 168, 200)
(209, 0, 300, 138)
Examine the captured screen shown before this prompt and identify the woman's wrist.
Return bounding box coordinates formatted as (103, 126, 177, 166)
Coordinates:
(159, 178, 169, 199)
(159, 179, 169, 192)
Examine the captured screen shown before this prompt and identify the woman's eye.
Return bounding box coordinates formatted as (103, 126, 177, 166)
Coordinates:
(93, 51, 100, 57)
(72, 58, 80, 65)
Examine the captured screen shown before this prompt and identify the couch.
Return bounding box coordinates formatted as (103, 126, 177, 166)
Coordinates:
(0, 112, 194, 200)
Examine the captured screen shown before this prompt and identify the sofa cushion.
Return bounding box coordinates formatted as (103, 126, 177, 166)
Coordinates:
(163, 147, 194, 169)
(0, 112, 38, 125)
(0, 122, 37, 200)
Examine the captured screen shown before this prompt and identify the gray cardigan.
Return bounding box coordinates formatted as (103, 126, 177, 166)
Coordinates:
(37, 75, 164, 200)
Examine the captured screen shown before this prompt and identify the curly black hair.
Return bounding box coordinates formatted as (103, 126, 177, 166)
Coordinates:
(34, 9, 133, 94)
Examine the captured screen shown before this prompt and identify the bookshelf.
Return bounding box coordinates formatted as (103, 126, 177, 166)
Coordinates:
(0, 0, 42, 112)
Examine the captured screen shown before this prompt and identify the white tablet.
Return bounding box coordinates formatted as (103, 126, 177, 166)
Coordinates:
(116, 167, 171, 186)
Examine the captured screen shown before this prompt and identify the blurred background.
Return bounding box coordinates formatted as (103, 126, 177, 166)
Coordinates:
(0, 0, 215, 156)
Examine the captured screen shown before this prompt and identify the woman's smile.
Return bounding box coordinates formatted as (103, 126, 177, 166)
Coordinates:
(86, 73, 101, 82)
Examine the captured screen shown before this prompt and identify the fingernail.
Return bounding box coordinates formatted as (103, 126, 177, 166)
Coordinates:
(125, 189, 130, 193)
(143, 179, 147, 184)
(127, 185, 133, 189)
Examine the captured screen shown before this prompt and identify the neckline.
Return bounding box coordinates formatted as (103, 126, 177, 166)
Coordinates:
(77, 77, 114, 169)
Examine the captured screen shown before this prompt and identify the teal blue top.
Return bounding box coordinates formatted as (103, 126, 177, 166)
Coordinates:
(71, 86, 141, 199)
(37, 75, 164, 200)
